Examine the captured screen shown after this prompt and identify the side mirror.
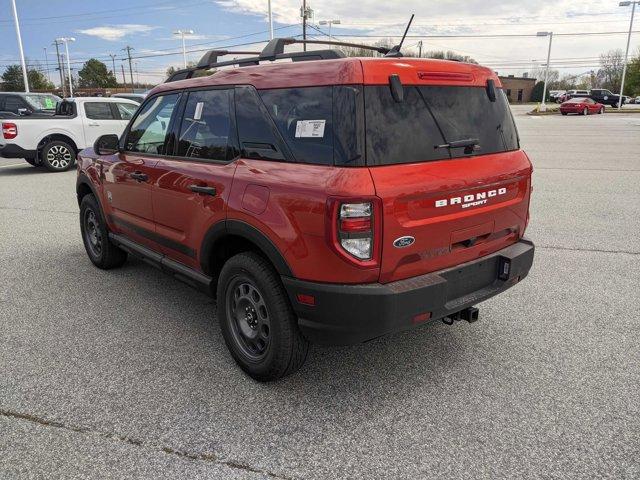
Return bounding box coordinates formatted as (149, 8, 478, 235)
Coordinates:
(94, 134, 120, 155)
(486, 79, 497, 102)
(18, 108, 31, 116)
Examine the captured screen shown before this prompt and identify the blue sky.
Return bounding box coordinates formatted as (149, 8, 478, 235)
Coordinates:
(1, 0, 638, 86)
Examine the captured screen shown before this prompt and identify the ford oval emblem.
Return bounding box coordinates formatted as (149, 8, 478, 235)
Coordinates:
(393, 236, 415, 248)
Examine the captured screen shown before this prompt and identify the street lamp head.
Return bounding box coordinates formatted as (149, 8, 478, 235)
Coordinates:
(174, 29, 194, 35)
(619, 1, 631, 6)
(332, 19, 341, 24)
(319, 20, 327, 25)
(56, 37, 75, 43)
(536, 31, 551, 37)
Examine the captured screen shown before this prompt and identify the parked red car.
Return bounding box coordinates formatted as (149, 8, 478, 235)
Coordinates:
(77, 39, 534, 381)
(560, 97, 605, 115)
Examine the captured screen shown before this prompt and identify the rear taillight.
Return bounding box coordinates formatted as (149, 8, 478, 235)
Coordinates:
(2, 122, 17, 140)
(327, 198, 381, 266)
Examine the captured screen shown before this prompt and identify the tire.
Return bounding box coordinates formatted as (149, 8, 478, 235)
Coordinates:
(217, 252, 309, 381)
(599, 107, 605, 114)
(583, 108, 588, 116)
(40, 140, 76, 172)
(561, 112, 567, 116)
(80, 194, 127, 269)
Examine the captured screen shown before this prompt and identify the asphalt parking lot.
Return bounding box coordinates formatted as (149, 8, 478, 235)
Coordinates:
(1, 106, 639, 479)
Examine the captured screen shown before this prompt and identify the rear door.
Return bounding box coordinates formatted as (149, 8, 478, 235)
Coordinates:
(82, 101, 122, 147)
(102, 93, 180, 251)
(365, 85, 531, 283)
(150, 87, 238, 269)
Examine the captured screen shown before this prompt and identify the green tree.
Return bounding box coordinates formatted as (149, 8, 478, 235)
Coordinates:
(1, 64, 54, 91)
(624, 49, 640, 96)
(78, 59, 118, 88)
(530, 81, 551, 102)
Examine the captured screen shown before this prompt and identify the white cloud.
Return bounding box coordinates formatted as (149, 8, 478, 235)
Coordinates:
(77, 24, 157, 41)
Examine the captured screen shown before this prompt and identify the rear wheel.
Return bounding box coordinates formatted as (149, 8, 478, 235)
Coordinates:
(41, 140, 76, 172)
(80, 194, 127, 269)
(561, 111, 568, 116)
(217, 252, 309, 381)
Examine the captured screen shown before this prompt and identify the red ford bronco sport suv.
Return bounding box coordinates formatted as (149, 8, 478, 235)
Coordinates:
(77, 38, 534, 381)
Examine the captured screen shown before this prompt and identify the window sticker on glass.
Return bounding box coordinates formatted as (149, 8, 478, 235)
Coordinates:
(295, 120, 326, 138)
(193, 101, 204, 120)
(44, 98, 56, 109)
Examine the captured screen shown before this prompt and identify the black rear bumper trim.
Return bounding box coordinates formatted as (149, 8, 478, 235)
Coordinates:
(0, 144, 36, 160)
(282, 239, 534, 345)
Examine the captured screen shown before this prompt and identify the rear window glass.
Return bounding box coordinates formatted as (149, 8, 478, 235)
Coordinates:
(365, 85, 519, 166)
(85, 102, 115, 120)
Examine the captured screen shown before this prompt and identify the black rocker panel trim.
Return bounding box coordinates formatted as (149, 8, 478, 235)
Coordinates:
(108, 215, 196, 258)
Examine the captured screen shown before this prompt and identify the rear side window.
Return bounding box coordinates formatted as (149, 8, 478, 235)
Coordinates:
(365, 85, 519, 166)
(176, 89, 234, 162)
(84, 102, 116, 120)
(259, 87, 334, 165)
(116, 103, 137, 120)
(125, 94, 179, 154)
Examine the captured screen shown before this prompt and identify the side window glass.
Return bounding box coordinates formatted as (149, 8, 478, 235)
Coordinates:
(116, 103, 137, 120)
(235, 86, 286, 161)
(259, 87, 334, 165)
(125, 94, 179, 154)
(4, 97, 24, 114)
(176, 89, 233, 161)
(84, 102, 115, 120)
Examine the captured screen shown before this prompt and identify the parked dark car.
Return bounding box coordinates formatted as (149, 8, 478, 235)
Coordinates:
(589, 89, 624, 107)
(0, 92, 61, 117)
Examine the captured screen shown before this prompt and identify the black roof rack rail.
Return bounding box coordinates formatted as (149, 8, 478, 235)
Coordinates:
(164, 38, 393, 83)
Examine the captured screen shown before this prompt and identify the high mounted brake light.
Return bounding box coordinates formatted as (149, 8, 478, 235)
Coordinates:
(2, 122, 17, 140)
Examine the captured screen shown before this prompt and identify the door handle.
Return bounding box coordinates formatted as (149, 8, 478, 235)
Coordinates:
(88, 122, 100, 126)
(130, 171, 148, 182)
(189, 184, 217, 196)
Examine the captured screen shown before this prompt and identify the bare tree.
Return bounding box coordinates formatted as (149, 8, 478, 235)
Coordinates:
(528, 66, 560, 84)
(597, 49, 624, 92)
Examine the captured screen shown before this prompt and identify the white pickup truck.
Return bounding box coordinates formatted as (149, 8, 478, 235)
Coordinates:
(0, 97, 139, 172)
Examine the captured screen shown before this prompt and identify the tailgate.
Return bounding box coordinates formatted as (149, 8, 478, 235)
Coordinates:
(370, 150, 531, 283)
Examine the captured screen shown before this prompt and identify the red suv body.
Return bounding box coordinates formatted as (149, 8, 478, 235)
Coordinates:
(77, 49, 534, 380)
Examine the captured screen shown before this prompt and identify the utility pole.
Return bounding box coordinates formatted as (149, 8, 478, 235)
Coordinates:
(10, 0, 29, 92)
(418, 40, 423, 58)
(109, 54, 117, 75)
(123, 46, 135, 91)
(121, 64, 126, 87)
(56, 37, 75, 97)
(44, 47, 51, 84)
(53, 40, 65, 97)
(618, 1, 638, 109)
(302, 0, 307, 51)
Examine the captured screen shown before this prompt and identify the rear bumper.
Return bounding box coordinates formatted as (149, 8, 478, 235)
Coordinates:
(0, 144, 36, 159)
(283, 239, 534, 345)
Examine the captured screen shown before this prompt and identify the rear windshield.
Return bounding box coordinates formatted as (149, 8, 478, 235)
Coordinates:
(25, 94, 60, 111)
(365, 85, 519, 166)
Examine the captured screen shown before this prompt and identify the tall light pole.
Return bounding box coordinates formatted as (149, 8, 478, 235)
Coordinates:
(173, 29, 194, 68)
(109, 54, 117, 75)
(268, 0, 274, 39)
(318, 19, 340, 39)
(537, 31, 553, 112)
(10, 0, 29, 92)
(52, 40, 65, 96)
(618, 1, 638, 109)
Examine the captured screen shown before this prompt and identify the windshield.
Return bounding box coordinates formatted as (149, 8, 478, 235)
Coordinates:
(365, 85, 519, 166)
(24, 94, 60, 111)
(567, 98, 588, 103)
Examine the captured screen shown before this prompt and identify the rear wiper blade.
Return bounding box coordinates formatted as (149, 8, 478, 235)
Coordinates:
(435, 138, 480, 150)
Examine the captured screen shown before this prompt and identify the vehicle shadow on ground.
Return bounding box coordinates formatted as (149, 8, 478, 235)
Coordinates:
(0, 165, 53, 176)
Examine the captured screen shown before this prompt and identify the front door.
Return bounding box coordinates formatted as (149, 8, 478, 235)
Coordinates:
(151, 88, 238, 269)
(101, 93, 181, 251)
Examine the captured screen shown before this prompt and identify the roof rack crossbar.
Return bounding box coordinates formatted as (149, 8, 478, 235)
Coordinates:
(260, 37, 390, 59)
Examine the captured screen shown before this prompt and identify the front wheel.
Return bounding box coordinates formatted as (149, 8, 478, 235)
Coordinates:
(217, 252, 309, 381)
(41, 140, 76, 172)
(599, 107, 605, 114)
(80, 194, 127, 269)
(583, 107, 588, 116)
